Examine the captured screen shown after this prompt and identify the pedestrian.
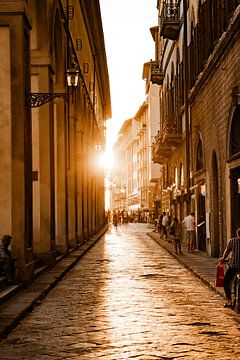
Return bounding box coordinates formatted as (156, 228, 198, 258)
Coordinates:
(170, 217, 182, 254)
(167, 215, 172, 242)
(182, 212, 196, 252)
(0, 234, 16, 284)
(162, 212, 168, 240)
(129, 212, 133, 223)
(218, 228, 240, 308)
(158, 214, 163, 234)
(112, 211, 118, 228)
(123, 210, 128, 224)
(118, 210, 122, 225)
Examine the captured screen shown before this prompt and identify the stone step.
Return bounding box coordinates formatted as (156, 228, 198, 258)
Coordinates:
(0, 254, 65, 306)
(0, 258, 45, 306)
(0, 282, 23, 305)
(0, 276, 6, 291)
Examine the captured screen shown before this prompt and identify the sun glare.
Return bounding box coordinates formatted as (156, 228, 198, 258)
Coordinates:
(98, 150, 114, 170)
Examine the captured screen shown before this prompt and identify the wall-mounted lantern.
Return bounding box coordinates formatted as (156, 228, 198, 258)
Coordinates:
(26, 66, 80, 108)
(66, 67, 80, 87)
(95, 144, 102, 152)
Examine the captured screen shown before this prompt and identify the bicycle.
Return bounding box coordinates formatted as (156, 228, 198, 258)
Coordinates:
(232, 271, 240, 313)
(221, 260, 240, 313)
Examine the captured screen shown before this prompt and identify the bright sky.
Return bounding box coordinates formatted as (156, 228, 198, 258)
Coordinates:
(100, 0, 158, 154)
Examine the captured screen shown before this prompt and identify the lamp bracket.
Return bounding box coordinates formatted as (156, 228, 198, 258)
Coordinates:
(26, 92, 66, 108)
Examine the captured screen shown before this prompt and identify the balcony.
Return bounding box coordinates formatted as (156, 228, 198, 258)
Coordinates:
(160, 1, 181, 40)
(150, 61, 163, 85)
(161, 116, 182, 146)
(152, 133, 172, 164)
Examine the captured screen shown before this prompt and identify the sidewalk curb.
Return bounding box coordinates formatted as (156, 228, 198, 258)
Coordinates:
(147, 231, 225, 300)
(0, 225, 108, 339)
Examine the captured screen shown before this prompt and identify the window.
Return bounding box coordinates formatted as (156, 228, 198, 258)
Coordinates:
(229, 106, 240, 157)
(175, 167, 178, 188)
(180, 163, 184, 187)
(196, 138, 204, 171)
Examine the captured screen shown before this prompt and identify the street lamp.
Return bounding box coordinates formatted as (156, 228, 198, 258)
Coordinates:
(94, 144, 102, 152)
(26, 66, 80, 108)
(66, 67, 80, 87)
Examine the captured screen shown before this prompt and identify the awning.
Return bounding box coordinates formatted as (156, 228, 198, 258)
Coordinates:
(189, 181, 205, 191)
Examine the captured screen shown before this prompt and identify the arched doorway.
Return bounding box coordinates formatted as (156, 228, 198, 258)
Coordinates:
(212, 151, 219, 256)
(229, 105, 240, 236)
(230, 166, 240, 236)
(197, 189, 206, 251)
(195, 136, 206, 251)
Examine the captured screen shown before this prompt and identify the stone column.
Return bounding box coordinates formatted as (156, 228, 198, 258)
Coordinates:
(67, 105, 77, 249)
(83, 142, 90, 240)
(0, 27, 12, 237)
(88, 155, 93, 238)
(55, 101, 68, 254)
(92, 175, 97, 234)
(76, 127, 84, 244)
(0, 1, 34, 282)
(31, 66, 57, 264)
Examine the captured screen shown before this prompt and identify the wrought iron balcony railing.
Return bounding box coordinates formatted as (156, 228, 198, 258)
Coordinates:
(152, 132, 172, 164)
(150, 61, 163, 85)
(161, 115, 182, 146)
(160, 1, 181, 40)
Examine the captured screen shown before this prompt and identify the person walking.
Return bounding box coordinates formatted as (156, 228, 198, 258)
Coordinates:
(218, 228, 240, 308)
(112, 211, 118, 228)
(154, 217, 159, 233)
(182, 212, 196, 252)
(158, 214, 163, 235)
(167, 215, 172, 242)
(170, 217, 182, 254)
(161, 212, 168, 240)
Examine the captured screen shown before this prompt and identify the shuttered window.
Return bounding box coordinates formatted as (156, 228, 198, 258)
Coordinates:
(230, 106, 240, 157)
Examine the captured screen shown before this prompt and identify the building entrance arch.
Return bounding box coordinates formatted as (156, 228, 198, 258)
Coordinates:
(212, 151, 220, 256)
(228, 105, 240, 236)
(230, 166, 240, 236)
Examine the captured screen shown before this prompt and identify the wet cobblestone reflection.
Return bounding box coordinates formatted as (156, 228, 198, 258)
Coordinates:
(0, 224, 240, 359)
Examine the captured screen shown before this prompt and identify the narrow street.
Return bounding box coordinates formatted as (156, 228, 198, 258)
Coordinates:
(0, 224, 240, 359)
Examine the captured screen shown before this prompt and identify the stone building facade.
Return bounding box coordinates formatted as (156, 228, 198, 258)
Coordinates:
(111, 118, 139, 213)
(152, 0, 240, 256)
(111, 99, 161, 217)
(0, 0, 111, 281)
(111, 21, 163, 218)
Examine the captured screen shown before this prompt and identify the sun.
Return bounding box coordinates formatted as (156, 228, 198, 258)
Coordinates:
(97, 150, 114, 170)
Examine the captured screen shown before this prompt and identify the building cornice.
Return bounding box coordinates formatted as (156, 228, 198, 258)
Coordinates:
(0, 0, 32, 29)
(135, 102, 148, 119)
(79, 0, 111, 119)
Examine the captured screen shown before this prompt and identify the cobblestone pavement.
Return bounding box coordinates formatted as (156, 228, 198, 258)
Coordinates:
(0, 223, 240, 359)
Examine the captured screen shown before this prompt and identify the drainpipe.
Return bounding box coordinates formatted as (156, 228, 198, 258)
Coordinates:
(65, 0, 70, 241)
(93, 54, 96, 112)
(183, 0, 191, 210)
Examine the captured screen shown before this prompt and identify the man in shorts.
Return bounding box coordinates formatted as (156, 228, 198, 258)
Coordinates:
(182, 212, 196, 252)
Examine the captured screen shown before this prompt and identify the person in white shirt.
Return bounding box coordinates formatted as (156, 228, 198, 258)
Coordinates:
(182, 212, 196, 252)
(161, 212, 168, 240)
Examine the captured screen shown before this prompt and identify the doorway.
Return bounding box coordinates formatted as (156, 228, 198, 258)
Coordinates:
(230, 167, 240, 237)
(212, 151, 220, 256)
(197, 188, 206, 251)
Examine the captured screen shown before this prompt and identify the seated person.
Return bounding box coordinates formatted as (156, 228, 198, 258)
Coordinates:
(0, 235, 16, 284)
